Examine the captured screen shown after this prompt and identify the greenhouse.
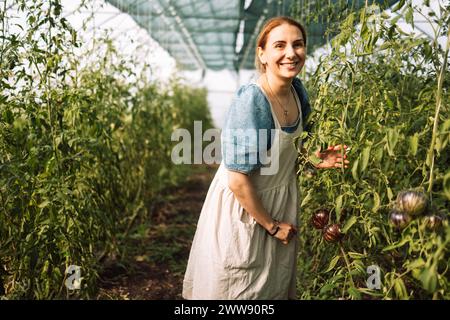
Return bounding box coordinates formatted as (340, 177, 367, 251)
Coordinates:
(0, 0, 449, 304)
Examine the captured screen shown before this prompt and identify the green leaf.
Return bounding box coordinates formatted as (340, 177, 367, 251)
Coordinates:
(335, 194, 343, 219)
(361, 145, 371, 173)
(404, 6, 414, 26)
(426, 150, 433, 167)
(412, 268, 422, 280)
(320, 283, 335, 294)
(386, 128, 399, 156)
(382, 238, 409, 252)
(372, 192, 380, 213)
(419, 266, 437, 293)
(440, 119, 450, 133)
(408, 133, 419, 156)
(38, 200, 51, 209)
(301, 189, 313, 208)
(392, 0, 406, 12)
(2, 108, 14, 124)
(423, 42, 432, 59)
(390, 14, 402, 25)
(308, 153, 322, 166)
(28, 15, 36, 25)
(352, 158, 360, 181)
(347, 286, 362, 299)
(381, 12, 391, 19)
(374, 147, 383, 164)
(379, 41, 392, 51)
(435, 137, 442, 152)
(443, 171, 450, 200)
(358, 288, 384, 297)
(394, 278, 408, 299)
(352, 259, 366, 273)
(325, 255, 341, 272)
(406, 258, 425, 271)
(342, 216, 358, 233)
(300, 131, 309, 139)
(347, 252, 365, 259)
(387, 187, 394, 201)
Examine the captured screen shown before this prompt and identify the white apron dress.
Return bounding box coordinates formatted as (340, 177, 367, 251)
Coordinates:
(182, 84, 303, 300)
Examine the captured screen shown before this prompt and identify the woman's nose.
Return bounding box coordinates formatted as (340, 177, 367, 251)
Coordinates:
(285, 45, 296, 58)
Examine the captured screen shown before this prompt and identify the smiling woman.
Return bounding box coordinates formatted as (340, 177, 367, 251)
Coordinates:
(255, 18, 307, 78)
(182, 16, 349, 300)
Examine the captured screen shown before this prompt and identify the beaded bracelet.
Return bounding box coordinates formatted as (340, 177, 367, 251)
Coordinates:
(267, 220, 280, 237)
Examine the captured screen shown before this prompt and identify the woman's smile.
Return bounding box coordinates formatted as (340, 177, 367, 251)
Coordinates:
(279, 61, 300, 70)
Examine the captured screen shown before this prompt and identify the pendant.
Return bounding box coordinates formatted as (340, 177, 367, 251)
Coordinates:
(284, 110, 288, 116)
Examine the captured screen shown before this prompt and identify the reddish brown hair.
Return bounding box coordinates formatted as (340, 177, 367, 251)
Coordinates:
(255, 16, 307, 73)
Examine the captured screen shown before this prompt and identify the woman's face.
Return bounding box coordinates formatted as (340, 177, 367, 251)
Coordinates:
(259, 23, 306, 80)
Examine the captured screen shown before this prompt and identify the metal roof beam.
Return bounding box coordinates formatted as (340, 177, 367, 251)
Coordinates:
(238, 1, 271, 70)
(158, 0, 207, 71)
(205, 0, 227, 69)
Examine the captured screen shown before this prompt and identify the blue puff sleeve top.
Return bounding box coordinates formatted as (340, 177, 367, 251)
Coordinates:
(221, 77, 312, 174)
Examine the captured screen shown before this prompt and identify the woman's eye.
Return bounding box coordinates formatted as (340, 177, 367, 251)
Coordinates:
(274, 42, 304, 49)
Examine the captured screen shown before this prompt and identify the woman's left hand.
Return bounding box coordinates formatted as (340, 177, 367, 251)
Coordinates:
(314, 144, 350, 169)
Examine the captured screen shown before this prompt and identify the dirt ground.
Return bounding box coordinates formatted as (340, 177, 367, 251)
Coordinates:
(96, 165, 217, 300)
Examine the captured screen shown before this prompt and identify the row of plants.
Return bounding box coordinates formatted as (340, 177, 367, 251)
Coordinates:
(0, 0, 212, 298)
(295, 0, 450, 299)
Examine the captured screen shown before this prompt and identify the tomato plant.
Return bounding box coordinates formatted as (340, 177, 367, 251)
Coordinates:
(0, 0, 211, 298)
(295, 1, 450, 299)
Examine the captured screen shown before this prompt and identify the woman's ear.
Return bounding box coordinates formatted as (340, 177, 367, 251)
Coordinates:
(258, 47, 266, 65)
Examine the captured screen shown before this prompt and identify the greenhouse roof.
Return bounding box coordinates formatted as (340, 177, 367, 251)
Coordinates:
(105, 0, 399, 72)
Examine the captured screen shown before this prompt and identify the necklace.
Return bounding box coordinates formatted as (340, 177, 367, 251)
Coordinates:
(265, 74, 289, 125)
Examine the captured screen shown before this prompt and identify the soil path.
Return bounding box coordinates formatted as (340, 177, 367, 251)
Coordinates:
(97, 165, 217, 300)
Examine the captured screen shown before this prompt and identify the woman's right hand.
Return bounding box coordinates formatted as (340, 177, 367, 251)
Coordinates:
(274, 222, 298, 245)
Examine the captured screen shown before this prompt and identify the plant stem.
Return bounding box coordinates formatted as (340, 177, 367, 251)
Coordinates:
(427, 28, 450, 199)
(339, 242, 355, 289)
(0, 0, 7, 73)
(336, 67, 354, 221)
(341, 74, 354, 176)
(44, 0, 61, 174)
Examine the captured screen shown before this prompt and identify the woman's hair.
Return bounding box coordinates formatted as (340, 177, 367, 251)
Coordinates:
(254, 16, 307, 74)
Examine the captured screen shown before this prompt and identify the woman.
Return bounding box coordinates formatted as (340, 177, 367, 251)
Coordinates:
(182, 16, 349, 300)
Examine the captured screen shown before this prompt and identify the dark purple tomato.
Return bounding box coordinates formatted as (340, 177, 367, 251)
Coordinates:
(396, 190, 428, 217)
(323, 224, 343, 243)
(424, 215, 443, 231)
(389, 210, 411, 230)
(311, 209, 330, 230)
